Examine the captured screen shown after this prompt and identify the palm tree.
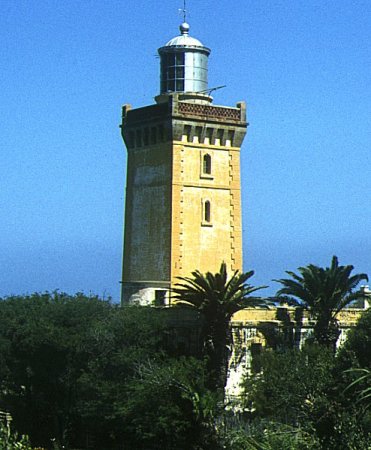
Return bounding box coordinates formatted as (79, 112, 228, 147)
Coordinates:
(172, 262, 267, 393)
(345, 368, 371, 411)
(275, 256, 368, 350)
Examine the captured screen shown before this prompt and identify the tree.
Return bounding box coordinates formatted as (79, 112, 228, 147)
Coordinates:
(0, 292, 169, 449)
(345, 368, 371, 411)
(173, 262, 267, 393)
(0, 413, 32, 450)
(242, 345, 371, 449)
(274, 256, 368, 349)
(337, 307, 371, 369)
(0, 292, 116, 448)
(219, 418, 320, 450)
(242, 344, 335, 425)
(121, 357, 222, 450)
(337, 308, 371, 427)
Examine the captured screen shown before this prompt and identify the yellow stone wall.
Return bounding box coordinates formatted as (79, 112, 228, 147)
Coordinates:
(122, 142, 172, 283)
(170, 141, 243, 287)
(121, 97, 247, 304)
(231, 307, 364, 326)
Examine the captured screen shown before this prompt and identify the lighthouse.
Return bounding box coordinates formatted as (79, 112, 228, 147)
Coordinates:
(120, 22, 247, 305)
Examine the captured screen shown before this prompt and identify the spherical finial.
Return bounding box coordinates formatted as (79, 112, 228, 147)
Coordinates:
(180, 22, 190, 35)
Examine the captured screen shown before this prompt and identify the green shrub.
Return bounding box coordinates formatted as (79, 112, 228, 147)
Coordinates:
(0, 413, 32, 450)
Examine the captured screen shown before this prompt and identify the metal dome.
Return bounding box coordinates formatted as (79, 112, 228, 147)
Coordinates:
(164, 23, 206, 48)
(165, 34, 204, 47)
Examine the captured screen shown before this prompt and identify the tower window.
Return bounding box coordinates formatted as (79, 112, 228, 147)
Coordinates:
(204, 201, 210, 222)
(166, 53, 175, 65)
(168, 67, 175, 79)
(160, 51, 185, 93)
(200, 152, 213, 179)
(175, 53, 184, 64)
(176, 66, 184, 78)
(154, 290, 167, 306)
(203, 154, 211, 175)
(167, 79, 175, 91)
(202, 200, 212, 226)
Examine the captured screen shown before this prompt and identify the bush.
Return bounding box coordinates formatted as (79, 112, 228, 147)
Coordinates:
(0, 413, 32, 450)
(219, 418, 320, 450)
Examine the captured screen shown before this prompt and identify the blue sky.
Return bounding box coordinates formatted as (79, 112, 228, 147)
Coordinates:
(1, 0, 370, 301)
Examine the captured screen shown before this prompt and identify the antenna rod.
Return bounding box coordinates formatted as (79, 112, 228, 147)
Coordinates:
(197, 85, 227, 95)
(183, 0, 187, 22)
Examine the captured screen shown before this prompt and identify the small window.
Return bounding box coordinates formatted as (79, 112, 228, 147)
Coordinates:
(167, 79, 175, 92)
(166, 53, 175, 65)
(154, 290, 167, 306)
(176, 66, 185, 78)
(204, 200, 211, 223)
(168, 67, 175, 79)
(200, 153, 213, 179)
(175, 53, 184, 65)
(176, 80, 184, 91)
(203, 154, 211, 175)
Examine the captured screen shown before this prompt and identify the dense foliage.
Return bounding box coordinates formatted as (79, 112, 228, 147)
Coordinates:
(0, 292, 210, 449)
(242, 310, 371, 449)
(0, 286, 370, 449)
(0, 415, 32, 450)
(337, 306, 371, 370)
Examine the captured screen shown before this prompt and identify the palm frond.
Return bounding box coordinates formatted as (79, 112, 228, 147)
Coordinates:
(173, 262, 267, 317)
(344, 368, 371, 409)
(274, 256, 369, 347)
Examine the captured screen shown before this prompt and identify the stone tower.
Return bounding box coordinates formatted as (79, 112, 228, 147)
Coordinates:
(120, 22, 247, 305)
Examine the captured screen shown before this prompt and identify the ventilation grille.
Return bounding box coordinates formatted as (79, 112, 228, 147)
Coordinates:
(178, 102, 241, 121)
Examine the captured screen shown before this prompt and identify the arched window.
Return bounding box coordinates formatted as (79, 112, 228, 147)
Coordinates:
(204, 200, 211, 223)
(203, 154, 211, 175)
